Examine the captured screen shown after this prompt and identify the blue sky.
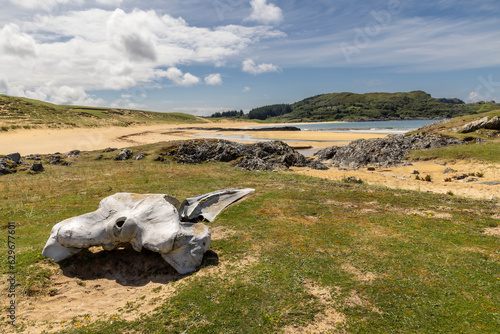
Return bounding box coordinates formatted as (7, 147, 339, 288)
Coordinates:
(0, 0, 499, 115)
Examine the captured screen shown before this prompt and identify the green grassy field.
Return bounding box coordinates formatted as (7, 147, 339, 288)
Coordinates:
(0, 95, 204, 131)
(1, 143, 499, 333)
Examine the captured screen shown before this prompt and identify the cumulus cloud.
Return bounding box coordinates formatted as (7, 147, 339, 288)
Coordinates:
(6, 85, 105, 106)
(0, 24, 38, 57)
(107, 9, 158, 62)
(205, 73, 222, 85)
(159, 67, 200, 86)
(0, 8, 285, 105)
(242, 86, 251, 92)
(242, 58, 279, 74)
(245, 0, 283, 25)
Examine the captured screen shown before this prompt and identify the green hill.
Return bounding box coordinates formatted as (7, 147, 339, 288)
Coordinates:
(0, 94, 204, 131)
(249, 91, 498, 122)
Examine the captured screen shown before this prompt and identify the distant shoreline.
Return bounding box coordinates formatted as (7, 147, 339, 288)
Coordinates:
(0, 120, 387, 156)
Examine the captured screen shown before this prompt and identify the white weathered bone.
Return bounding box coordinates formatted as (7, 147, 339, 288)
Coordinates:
(42, 188, 254, 274)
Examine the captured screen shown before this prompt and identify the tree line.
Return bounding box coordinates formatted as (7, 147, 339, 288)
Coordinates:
(210, 110, 244, 118)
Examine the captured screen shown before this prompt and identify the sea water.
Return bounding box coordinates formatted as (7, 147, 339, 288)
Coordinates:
(251, 119, 442, 134)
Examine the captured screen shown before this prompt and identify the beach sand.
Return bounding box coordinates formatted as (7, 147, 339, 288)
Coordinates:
(0, 120, 386, 155)
(1, 120, 498, 200)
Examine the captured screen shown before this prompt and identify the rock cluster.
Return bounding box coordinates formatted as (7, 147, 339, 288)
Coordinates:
(0, 150, 81, 176)
(315, 133, 465, 168)
(0, 153, 24, 175)
(459, 116, 500, 133)
(161, 139, 328, 171)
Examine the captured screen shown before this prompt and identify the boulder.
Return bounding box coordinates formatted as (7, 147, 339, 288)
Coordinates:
(42, 188, 254, 274)
(7, 153, 21, 164)
(460, 116, 500, 133)
(30, 161, 44, 173)
(115, 149, 133, 160)
(315, 133, 465, 168)
(0, 154, 21, 175)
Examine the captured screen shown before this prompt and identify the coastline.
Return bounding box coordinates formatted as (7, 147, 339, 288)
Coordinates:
(0, 121, 387, 155)
(1, 121, 498, 200)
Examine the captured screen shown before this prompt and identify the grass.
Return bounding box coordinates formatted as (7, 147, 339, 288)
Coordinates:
(408, 142, 500, 164)
(0, 94, 204, 130)
(1, 144, 500, 333)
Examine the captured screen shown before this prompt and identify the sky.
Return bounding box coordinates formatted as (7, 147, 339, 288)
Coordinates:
(0, 0, 499, 116)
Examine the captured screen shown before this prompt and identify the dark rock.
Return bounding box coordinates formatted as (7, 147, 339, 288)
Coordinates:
(7, 153, 21, 164)
(367, 167, 376, 171)
(30, 161, 44, 173)
(161, 139, 327, 171)
(177, 126, 301, 132)
(95, 154, 104, 160)
(314, 133, 465, 168)
(0, 156, 20, 175)
(115, 149, 133, 161)
(49, 155, 72, 166)
(412, 170, 420, 175)
(103, 147, 118, 152)
(68, 150, 81, 157)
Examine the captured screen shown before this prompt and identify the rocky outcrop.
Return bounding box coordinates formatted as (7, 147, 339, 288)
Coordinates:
(315, 133, 465, 168)
(459, 116, 500, 133)
(161, 139, 328, 171)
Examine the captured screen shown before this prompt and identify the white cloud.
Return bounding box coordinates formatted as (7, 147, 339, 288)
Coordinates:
(0, 24, 38, 57)
(7, 85, 106, 106)
(242, 58, 279, 74)
(159, 67, 200, 86)
(107, 9, 158, 62)
(245, 0, 283, 25)
(110, 94, 147, 110)
(242, 86, 251, 93)
(0, 78, 8, 91)
(204, 73, 223, 85)
(0, 8, 285, 105)
(8, 0, 84, 12)
(96, 0, 124, 6)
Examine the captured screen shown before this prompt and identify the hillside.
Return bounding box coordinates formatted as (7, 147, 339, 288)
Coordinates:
(0, 94, 204, 131)
(250, 91, 498, 122)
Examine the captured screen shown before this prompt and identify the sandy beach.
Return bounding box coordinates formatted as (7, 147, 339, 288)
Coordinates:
(0, 120, 386, 155)
(1, 120, 498, 200)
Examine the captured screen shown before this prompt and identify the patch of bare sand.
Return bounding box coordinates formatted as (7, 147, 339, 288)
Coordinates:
(292, 161, 500, 200)
(283, 280, 346, 334)
(341, 263, 377, 283)
(484, 226, 500, 236)
(9, 226, 259, 334)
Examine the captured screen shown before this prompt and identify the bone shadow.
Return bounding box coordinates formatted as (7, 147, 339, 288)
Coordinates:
(58, 246, 219, 287)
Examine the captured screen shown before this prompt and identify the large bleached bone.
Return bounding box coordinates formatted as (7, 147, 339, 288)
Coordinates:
(42, 188, 254, 274)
